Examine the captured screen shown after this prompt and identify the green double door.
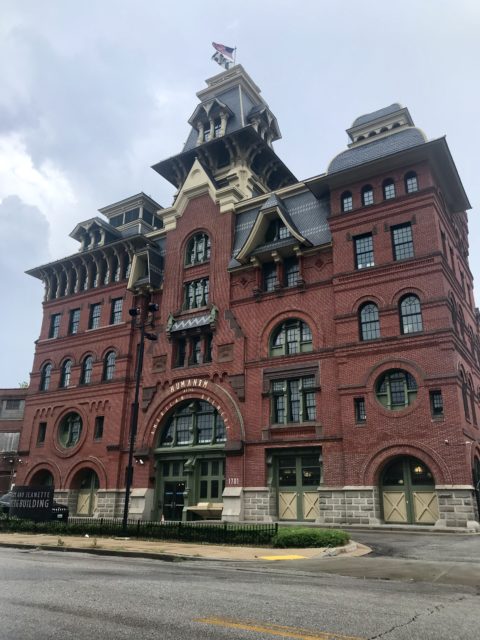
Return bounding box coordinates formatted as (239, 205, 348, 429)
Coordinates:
(277, 454, 321, 521)
(157, 458, 225, 521)
(381, 457, 439, 524)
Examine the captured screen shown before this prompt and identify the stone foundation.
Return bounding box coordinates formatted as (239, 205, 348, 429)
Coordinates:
(316, 487, 382, 526)
(435, 486, 479, 530)
(242, 487, 275, 522)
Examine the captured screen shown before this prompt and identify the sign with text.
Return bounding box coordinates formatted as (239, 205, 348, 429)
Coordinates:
(10, 486, 54, 521)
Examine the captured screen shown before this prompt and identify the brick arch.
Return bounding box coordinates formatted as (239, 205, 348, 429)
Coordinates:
(390, 286, 426, 306)
(351, 293, 385, 314)
(99, 345, 118, 360)
(181, 227, 211, 258)
(363, 356, 426, 388)
(64, 458, 107, 490)
(24, 461, 62, 489)
(141, 381, 245, 450)
(78, 349, 98, 363)
(260, 309, 319, 358)
(361, 442, 452, 486)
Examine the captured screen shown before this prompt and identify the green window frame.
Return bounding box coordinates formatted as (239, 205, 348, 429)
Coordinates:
(58, 412, 82, 448)
(160, 401, 227, 447)
(375, 369, 418, 411)
(49, 313, 61, 339)
(270, 319, 313, 356)
(68, 309, 80, 335)
(271, 376, 316, 424)
(198, 459, 225, 502)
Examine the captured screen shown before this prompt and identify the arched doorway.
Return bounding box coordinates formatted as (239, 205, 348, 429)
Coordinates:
(71, 469, 99, 516)
(154, 400, 226, 521)
(381, 456, 439, 524)
(29, 470, 54, 487)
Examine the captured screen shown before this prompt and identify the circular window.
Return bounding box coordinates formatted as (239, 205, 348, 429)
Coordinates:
(375, 369, 418, 411)
(58, 412, 83, 448)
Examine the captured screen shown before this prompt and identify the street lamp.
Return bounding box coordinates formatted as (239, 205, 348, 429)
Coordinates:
(122, 300, 159, 534)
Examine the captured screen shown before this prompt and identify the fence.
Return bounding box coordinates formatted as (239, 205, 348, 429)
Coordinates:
(0, 516, 278, 546)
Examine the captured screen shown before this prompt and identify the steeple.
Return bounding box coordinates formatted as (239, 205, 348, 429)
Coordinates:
(152, 65, 296, 199)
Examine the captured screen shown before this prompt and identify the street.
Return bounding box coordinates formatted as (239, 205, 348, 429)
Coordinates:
(0, 533, 479, 640)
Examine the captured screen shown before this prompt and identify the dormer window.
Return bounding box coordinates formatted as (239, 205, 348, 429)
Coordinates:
(214, 118, 222, 137)
(204, 125, 211, 142)
(265, 219, 289, 243)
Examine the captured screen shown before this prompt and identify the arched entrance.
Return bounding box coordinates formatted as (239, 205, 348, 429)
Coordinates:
(154, 399, 226, 521)
(381, 456, 439, 524)
(71, 469, 99, 516)
(29, 470, 54, 487)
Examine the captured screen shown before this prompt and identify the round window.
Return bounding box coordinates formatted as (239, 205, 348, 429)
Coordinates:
(58, 412, 83, 448)
(375, 369, 418, 411)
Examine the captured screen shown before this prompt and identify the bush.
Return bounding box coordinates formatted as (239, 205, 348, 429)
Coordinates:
(272, 527, 350, 548)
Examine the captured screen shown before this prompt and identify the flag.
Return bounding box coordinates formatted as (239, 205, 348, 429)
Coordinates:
(212, 42, 235, 60)
(211, 42, 235, 69)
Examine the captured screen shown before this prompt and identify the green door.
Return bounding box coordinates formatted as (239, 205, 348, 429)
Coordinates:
(277, 454, 320, 521)
(382, 457, 439, 524)
(158, 460, 186, 521)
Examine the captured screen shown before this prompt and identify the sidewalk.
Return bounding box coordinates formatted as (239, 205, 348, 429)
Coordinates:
(0, 531, 370, 562)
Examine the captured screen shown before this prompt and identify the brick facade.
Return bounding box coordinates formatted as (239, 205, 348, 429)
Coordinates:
(14, 67, 480, 528)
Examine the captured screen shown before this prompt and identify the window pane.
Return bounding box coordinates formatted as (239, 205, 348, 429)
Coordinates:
(360, 303, 380, 340)
(355, 234, 374, 269)
(392, 224, 414, 261)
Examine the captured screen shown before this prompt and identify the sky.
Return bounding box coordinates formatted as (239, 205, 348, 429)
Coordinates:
(0, 0, 479, 387)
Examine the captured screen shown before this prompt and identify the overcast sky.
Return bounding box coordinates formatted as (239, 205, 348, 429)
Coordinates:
(1, 0, 479, 387)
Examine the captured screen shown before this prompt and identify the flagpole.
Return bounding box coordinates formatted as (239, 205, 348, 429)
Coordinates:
(233, 47, 237, 65)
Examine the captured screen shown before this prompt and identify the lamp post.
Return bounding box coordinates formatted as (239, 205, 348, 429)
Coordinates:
(122, 301, 158, 534)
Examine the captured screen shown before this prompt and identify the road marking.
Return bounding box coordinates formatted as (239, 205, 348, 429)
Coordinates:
(259, 554, 307, 561)
(195, 617, 365, 639)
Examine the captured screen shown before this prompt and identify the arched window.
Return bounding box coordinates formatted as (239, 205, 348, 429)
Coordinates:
(341, 191, 353, 212)
(405, 171, 418, 194)
(400, 295, 423, 334)
(458, 307, 465, 341)
(270, 319, 313, 356)
(186, 233, 211, 265)
(60, 360, 72, 388)
(468, 375, 477, 426)
(450, 296, 458, 333)
(81, 356, 93, 385)
(359, 302, 380, 341)
(460, 369, 470, 420)
(58, 412, 82, 449)
(160, 400, 226, 447)
(103, 351, 116, 381)
(361, 185, 374, 207)
(383, 178, 396, 200)
(40, 363, 52, 391)
(376, 369, 418, 411)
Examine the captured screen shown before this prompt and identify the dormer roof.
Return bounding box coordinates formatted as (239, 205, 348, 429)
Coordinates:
(70, 216, 121, 245)
(234, 192, 315, 264)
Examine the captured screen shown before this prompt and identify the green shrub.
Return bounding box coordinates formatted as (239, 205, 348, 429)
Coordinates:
(272, 527, 350, 548)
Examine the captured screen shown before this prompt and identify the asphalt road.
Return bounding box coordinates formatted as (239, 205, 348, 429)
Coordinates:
(0, 545, 479, 640)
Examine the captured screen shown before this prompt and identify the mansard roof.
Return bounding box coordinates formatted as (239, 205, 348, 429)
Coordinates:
(351, 103, 405, 128)
(328, 128, 427, 174)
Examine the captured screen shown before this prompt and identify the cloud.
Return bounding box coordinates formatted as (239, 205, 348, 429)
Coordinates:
(0, 196, 51, 386)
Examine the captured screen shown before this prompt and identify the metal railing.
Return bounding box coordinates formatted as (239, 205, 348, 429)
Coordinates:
(0, 515, 278, 546)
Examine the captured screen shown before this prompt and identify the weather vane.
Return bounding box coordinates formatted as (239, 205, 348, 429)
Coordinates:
(211, 42, 236, 70)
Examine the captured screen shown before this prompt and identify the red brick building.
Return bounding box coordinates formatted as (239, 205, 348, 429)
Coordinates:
(16, 66, 480, 528)
(0, 388, 26, 494)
